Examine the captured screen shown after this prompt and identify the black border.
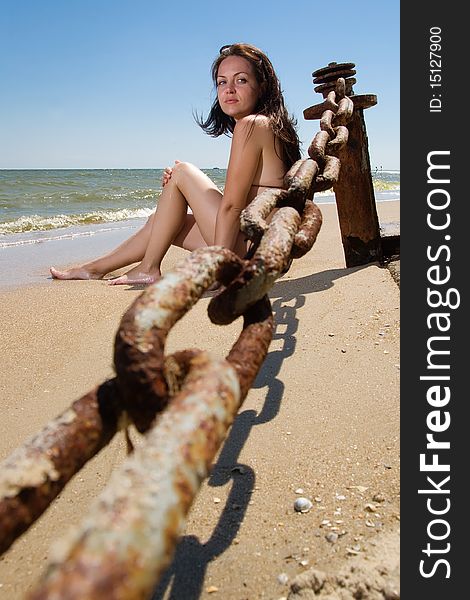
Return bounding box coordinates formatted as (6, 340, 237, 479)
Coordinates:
(401, 2, 465, 596)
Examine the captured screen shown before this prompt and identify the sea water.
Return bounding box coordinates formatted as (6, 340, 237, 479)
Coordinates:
(0, 168, 399, 287)
(0, 168, 399, 246)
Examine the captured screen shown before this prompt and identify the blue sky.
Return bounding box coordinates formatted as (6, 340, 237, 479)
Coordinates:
(1, 0, 399, 170)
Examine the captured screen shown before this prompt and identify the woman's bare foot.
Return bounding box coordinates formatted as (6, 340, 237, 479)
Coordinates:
(107, 264, 161, 286)
(50, 266, 104, 280)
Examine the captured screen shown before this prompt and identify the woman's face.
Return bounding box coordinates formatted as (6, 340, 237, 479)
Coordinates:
(216, 56, 262, 121)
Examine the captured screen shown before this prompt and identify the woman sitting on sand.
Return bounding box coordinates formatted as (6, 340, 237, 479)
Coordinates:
(50, 43, 301, 285)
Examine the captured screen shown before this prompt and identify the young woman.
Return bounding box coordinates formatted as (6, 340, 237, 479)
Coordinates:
(50, 43, 301, 285)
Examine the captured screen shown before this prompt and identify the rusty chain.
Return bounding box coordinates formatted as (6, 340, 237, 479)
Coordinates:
(0, 76, 356, 599)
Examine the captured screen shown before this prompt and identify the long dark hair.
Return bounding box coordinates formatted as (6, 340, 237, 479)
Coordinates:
(197, 43, 301, 170)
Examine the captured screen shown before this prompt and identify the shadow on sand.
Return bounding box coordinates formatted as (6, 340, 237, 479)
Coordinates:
(151, 265, 370, 599)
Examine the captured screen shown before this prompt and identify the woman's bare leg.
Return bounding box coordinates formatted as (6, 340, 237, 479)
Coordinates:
(51, 163, 225, 284)
(109, 162, 223, 285)
(50, 214, 156, 280)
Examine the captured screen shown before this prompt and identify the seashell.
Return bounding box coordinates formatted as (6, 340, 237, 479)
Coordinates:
(294, 497, 313, 513)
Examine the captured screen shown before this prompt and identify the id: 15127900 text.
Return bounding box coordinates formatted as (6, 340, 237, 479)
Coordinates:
(429, 26, 442, 113)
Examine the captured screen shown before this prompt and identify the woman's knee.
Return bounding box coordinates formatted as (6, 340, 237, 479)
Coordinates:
(172, 161, 197, 182)
(172, 161, 220, 199)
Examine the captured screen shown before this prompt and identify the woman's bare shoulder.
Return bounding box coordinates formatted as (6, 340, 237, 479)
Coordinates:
(234, 114, 270, 130)
(233, 114, 272, 144)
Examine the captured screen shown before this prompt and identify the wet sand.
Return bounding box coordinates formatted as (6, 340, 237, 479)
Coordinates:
(0, 201, 400, 599)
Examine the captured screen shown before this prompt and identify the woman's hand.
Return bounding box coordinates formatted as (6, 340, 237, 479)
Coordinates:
(161, 160, 181, 187)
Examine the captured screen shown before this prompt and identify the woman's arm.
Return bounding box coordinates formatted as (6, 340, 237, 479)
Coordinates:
(214, 115, 265, 250)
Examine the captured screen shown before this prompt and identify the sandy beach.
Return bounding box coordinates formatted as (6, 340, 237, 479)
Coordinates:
(0, 201, 400, 599)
